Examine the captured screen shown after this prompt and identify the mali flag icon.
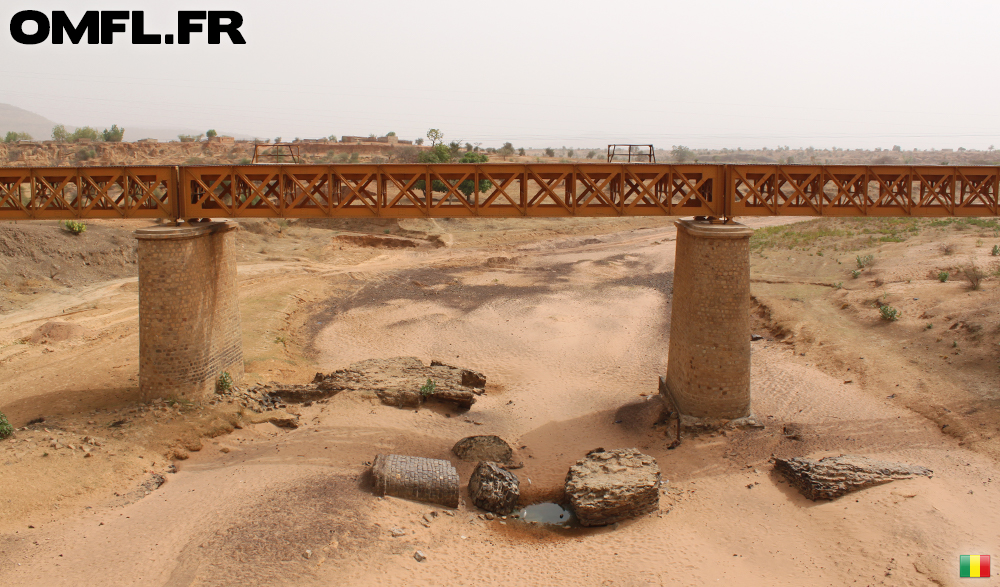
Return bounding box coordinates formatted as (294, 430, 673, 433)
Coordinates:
(960, 555, 991, 578)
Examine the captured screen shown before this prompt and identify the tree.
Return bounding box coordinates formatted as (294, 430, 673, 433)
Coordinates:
(328, 134, 337, 141)
(544, 147, 555, 157)
(586, 150, 596, 159)
(448, 141, 462, 159)
(498, 142, 515, 160)
(518, 147, 525, 156)
(101, 124, 125, 142)
(415, 137, 424, 146)
(52, 124, 68, 141)
(206, 129, 218, 138)
(465, 142, 473, 152)
(4, 131, 31, 143)
(387, 131, 396, 136)
(567, 148, 575, 158)
(70, 127, 99, 142)
(426, 128, 444, 146)
(671, 145, 693, 163)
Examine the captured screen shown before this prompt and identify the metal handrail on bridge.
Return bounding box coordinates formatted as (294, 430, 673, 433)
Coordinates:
(0, 164, 997, 220)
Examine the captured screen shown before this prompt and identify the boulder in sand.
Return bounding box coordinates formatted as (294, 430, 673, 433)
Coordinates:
(774, 455, 932, 500)
(452, 435, 513, 464)
(27, 321, 89, 344)
(565, 448, 661, 526)
(468, 461, 520, 514)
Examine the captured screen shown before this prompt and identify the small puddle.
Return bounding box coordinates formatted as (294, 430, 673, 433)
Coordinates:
(517, 502, 574, 525)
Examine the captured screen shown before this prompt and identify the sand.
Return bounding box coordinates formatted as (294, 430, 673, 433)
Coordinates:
(1, 216, 998, 586)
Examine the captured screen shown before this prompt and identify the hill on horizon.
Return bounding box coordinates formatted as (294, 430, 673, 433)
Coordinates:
(0, 102, 253, 143)
(0, 103, 61, 141)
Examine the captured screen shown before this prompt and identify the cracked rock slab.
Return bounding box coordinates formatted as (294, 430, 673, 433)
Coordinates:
(774, 455, 932, 500)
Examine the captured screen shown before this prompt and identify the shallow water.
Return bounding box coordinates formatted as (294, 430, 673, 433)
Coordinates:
(518, 502, 573, 525)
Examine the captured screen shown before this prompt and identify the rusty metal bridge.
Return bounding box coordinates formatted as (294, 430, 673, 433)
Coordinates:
(1, 163, 998, 221)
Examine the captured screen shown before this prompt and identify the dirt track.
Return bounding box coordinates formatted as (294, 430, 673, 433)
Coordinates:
(1, 216, 999, 586)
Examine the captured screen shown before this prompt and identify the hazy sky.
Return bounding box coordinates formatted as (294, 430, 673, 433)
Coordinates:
(2, 0, 999, 149)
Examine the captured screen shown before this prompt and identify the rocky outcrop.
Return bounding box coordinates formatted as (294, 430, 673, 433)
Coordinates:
(468, 461, 520, 514)
(565, 448, 661, 527)
(774, 455, 932, 500)
(220, 357, 485, 411)
(453, 435, 513, 464)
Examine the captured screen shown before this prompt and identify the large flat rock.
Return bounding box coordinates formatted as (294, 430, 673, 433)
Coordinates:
(565, 448, 661, 527)
(774, 455, 932, 500)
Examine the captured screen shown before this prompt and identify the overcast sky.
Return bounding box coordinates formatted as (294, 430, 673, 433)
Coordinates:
(1, 0, 998, 149)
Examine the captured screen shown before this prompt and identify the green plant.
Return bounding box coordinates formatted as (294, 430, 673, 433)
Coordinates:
(4, 130, 32, 143)
(938, 271, 949, 282)
(100, 124, 124, 142)
(0, 410, 12, 439)
(70, 126, 99, 142)
(544, 147, 555, 157)
(834, 282, 843, 289)
(63, 220, 87, 234)
(419, 378, 436, 397)
(926, 323, 933, 329)
(856, 254, 874, 268)
(952, 340, 958, 348)
(206, 129, 218, 138)
(216, 371, 233, 393)
(879, 305, 900, 321)
(75, 147, 97, 161)
(238, 157, 252, 165)
(851, 269, 861, 278)
(274, 335, 287, 347)
(992, 244, 999, 256)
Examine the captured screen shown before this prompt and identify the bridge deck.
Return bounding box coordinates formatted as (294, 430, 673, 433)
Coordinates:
(1, 164, 997, 220)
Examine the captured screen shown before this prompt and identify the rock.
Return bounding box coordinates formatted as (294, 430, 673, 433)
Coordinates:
(414, 550, 426, 562)
(750, 334, 764, 341)
(452, 436, 513, 464)
(460, 369, 486, 389)
(304, 549, 312, 559)
(484, 512, 495, 521)
(172, 448, 190, 460)
(468, 461, 520, 514)
(774, 455, 933, 500)
(565, 448, 661, 527)
(370, 454, 460, 508)
(390, 527, 407, 537)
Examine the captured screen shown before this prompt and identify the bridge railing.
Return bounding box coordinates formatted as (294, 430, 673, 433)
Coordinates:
(0, 166, 176, 220)
(1, 164, 997, 220)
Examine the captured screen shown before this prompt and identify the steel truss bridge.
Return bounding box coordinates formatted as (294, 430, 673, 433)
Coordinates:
(1, 164, 998, 221)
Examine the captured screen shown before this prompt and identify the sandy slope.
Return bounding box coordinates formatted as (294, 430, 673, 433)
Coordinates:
(1, 216, 998, 586)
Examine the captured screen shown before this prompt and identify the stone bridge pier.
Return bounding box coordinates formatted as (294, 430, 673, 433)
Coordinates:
(135, 221, 243, 401)
(663, 219, 754, 422)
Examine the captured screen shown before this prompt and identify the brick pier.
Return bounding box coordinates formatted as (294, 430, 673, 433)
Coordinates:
(135, 221, 243, 401)
(663, 219, 753, 420)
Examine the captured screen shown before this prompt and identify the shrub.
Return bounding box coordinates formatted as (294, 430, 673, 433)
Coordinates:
(851, 269, 861, 279)
(419, 378, 435, 398)
(544, 147, 555, 157)
(940, 243, 956, 255)
(962, 263, 986, 290)
(937, 271, 949, 282)
(856, 254, 874, 268)
(4, 131, 31, 143)
(76, 147, 97, 161)
(101, 124, 125, 142)
(63, 220, 87, 234)
(216, 371, 233, 393)
(70, 126, 99, 142)
(0, 410, 12, 439)
(992, 244, 999, 256)
(879, 305, 900, 321)
(586, 150, 597, 159)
